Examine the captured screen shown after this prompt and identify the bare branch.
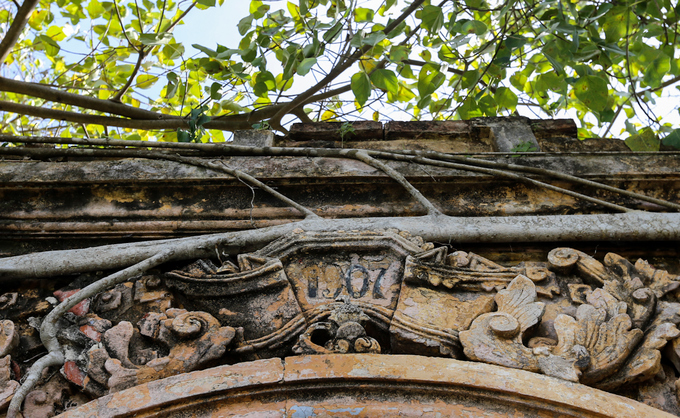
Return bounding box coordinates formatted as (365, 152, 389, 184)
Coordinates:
(407, 155, 633, 213)
(110, 49, 148, 102)
(113, 0, 140, 52)
(164, 154, 319, 219)
(162, 0, 198, 33)
(0, 78, 354, 131)
(0, 100, 190, 130)
(0, 145, 318, 218)
(3, 135, 678, 212)
(0, 77, 181, 120)
(0, 0, 40, 64)
(388, 150, 680, 212)
(6, 250, 175, 418)
(354, 150, 442, 215)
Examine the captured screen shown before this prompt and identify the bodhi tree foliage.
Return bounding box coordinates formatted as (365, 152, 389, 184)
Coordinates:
(1, 0, 680, 147)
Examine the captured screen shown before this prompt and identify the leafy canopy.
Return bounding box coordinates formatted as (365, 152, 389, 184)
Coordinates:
(1, 0, 680, 148)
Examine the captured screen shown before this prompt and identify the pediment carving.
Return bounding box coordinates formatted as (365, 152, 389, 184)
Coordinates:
(3, 231, 680, 416)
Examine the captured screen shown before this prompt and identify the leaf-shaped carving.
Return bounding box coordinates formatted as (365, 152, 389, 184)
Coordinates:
(596, 302, 680, 390)
(86, 309, 235, 394)
(460, 275, 544, 372)
(586, 288, 626, 318)
(495, 275, 544, 332)
(635, 258, 680, 298)
(576, 303, 643, 384)
(596, 322, 680, 390)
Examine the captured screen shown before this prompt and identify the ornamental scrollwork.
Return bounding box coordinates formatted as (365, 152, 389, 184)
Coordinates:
(3, 231, 680, 416)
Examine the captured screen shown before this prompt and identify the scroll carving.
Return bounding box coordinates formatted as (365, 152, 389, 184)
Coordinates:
(3, 231, 680, 416)
(82, 308, 235, 394)
(459, 248, 680, 394)
(460, 275, 545, 371)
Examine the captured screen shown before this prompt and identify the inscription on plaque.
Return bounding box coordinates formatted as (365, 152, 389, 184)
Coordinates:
(286, 253, 403, 312)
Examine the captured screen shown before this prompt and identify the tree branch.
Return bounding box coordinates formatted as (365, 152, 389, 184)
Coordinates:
(110, 48, 148, 102)
(388, 150, 680, 212)
(0, 100, 190, 130)
(0, 78, 352, 131)
(163, 154, 319, 219)
(0, 0, 40, 65)
(267, 0, 428, 128)
(0, 145, 318, 218)
(406, 155, 633, 213)
(354, 150, 442, 215)
(0, 100, 284, 131)
(3, 135, 677, 212)
(0, 77, 180, 120)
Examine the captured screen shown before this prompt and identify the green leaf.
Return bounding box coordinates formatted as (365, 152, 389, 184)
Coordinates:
(238, 15, 254, 36)
(351, 72, 371, 106)
(86, 0, 104, 19)
(495, 87, 518, 110)
(46, 26, 66, 41)
(323, 22, 343, 43)
(196, 114, 211, 127)
(504, 35, 527, 50)
(37, 35, 60, 56)
(177, 130, 191, 142)
(162, 43, 185, 60)
(625, 129, 659, 151)
(210, 82, 221, 100)
(164, 79, 178, 99)
(418, 64, 445, 98)
(354, 7, 374, 22)
(420, 5, 444, 34)
(139, 33, 173, 46)
(643, 56, 671, 89)
(458, 97, 482, 119)
(461, 70, 479, 89)
(478, 94, 498, 116)
(573, 76, 608, 112)
(450, 19, 486, 35)
(389, 45, 409, 63)
(370, 69, 399, 95)
(253, 71, 276, 96)
(136, 74, 156, 89)
(192, 44, 217, 57)
(297, 57, 317, 75)
(461, 20, 487, 35)
(197, 0, 216, 7)
(662, 129, 680, 149)
(362, 32, 386, 46)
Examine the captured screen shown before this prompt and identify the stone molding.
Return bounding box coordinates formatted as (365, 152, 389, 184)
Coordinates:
(58, 354, 674, 418)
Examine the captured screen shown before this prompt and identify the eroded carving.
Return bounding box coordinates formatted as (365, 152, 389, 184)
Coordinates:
(293, 297, 380, 354)
(460, 275, 545, 371)
(4, 231, 680, 416)
(458, 248, 680, 396)
(79, 308, 235, 394)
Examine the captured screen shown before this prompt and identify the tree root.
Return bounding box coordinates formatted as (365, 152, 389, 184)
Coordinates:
(6, 250, 175, 418)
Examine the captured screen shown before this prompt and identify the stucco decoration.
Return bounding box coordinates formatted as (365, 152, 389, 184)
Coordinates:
(3, 230, 680, 416)
(460, 248, 680, 390)
(293, 296, 381, 354)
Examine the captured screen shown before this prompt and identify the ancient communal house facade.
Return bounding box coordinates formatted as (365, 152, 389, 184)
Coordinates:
(0, 117, 679, 416)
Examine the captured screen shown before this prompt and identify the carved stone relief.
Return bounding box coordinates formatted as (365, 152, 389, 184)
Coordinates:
(2, 231, 680, 416)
